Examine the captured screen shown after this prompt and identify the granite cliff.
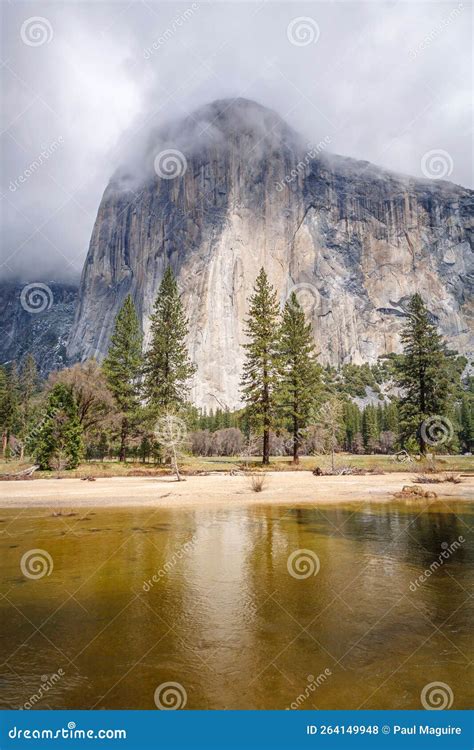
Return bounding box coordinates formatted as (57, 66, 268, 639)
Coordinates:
(67, 99, 473, 409)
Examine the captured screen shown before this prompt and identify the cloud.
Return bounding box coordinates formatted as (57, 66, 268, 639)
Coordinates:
(0, 0, 471, 282)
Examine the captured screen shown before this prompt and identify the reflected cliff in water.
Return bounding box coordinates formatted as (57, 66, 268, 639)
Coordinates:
(1, 500, 472, 710)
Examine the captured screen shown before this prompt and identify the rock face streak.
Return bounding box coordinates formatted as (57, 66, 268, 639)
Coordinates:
(67, 99, 473, 409)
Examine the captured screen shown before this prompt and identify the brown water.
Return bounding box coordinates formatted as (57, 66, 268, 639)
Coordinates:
(0, 501, 472, 710)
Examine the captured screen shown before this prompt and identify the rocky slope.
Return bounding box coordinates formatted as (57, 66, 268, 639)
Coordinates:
(67, 98, 473, 409)
(1, 281, 78, 375)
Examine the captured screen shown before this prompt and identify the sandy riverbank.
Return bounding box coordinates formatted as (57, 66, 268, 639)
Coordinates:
(0, 472, 473, 508)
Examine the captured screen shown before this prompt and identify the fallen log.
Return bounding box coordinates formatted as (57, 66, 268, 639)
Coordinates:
(0, 465, 39, 480)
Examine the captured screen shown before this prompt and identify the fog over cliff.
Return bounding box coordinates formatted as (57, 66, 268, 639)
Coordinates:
(66, 97, 473, 409)
(0, 0, 471, 282)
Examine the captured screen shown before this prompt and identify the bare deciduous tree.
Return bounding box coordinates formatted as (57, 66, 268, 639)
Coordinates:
(154, 413, 187, 481)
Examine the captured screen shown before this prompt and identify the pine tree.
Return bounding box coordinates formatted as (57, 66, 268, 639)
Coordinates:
(459, 394, 473, 453)
(0, 366, 8, 455)
(395, 293, 451, 453)
(143, 267, 196, 413)
(276, 293, 321, 463)
(343, 401, 361, 451)
(19, 355, 38, 458)
(0, 363, 20, 456)
(240, 268, 280, 464)
(103, 294, 143, 461)
(32, 384, 83, 470)
(362, 405, 379, 452)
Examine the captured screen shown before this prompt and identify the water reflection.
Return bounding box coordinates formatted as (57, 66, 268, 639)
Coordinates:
(0, 501, 472, 710)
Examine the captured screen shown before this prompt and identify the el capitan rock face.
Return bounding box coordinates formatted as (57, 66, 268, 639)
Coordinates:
(67, 98, 473, 409)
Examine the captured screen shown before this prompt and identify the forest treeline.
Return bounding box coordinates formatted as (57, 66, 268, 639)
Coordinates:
(0, 267, 472, 469)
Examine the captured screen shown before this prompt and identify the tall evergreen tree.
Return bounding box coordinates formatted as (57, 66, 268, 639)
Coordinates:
(18, 355, 38, 458)
(32, 384, 83, 470)
(395, 293, 451, 453)
(103, 294, 143, 461)
(343, 401, 362, 451)
(276, 293, 321, 463)
(143, 267, 196, 413)
(240, 268, 280, 465)
(459, 394, 473, 453)
(362, 404, 379, 452)
(0, 363, 20, 456)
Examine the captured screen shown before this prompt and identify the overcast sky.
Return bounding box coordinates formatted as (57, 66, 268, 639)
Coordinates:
(1, 0, 472, 282)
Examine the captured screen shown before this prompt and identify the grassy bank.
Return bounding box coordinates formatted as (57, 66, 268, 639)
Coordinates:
(1, 453, 473, 479)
